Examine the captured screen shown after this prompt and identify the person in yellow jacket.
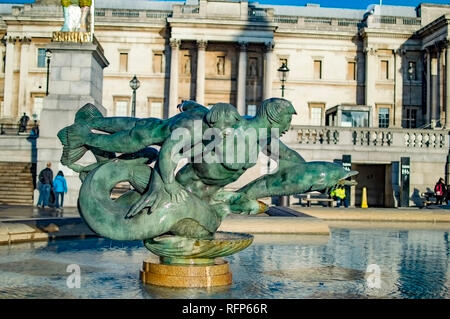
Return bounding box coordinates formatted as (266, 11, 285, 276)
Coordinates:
(331, 185, 347, 208)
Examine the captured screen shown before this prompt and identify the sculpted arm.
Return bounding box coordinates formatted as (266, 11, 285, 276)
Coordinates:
(82, 119, 169, 153)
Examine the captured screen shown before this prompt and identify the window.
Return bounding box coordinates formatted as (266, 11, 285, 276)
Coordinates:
(381, 60, 389, 79)
(347, 61, 356, 80)
(403, 107, 418, 128)
(37, 48, 46, 68)
(153, 53, 163, 73)
(32, 95, 44, 120)
(150, 101, 163, 118)
(378, 108, 390, 128)
(310, 107, 323, 126)
(314, 60, 322, 79)
(114, 98, 129, 116)
(309, 103, 324, 126)
(119, 52, 128, 72)
(342, 111, 369, 127)
(247, 104, 257, 117)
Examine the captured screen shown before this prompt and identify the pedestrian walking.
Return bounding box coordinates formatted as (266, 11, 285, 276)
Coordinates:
(37, 162, 53, 208)
(434, 177, 446, 205)
(53, 170, 68, 211)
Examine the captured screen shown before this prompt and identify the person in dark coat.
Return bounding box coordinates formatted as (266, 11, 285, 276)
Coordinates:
(18, 113, 30, 134)
(37, 162, 53, 208)
(434, 177, 446, 205)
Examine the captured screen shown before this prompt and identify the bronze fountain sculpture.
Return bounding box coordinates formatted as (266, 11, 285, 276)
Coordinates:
(58, 98, 357, 287)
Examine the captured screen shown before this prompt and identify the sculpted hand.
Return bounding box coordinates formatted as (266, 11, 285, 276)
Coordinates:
(125, 191, 158, 219)
(164, 182, 188, 203)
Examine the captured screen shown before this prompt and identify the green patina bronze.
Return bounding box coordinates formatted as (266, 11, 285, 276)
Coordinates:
(58, 98, 357, 265)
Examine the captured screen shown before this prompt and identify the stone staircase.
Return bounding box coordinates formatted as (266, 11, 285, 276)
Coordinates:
(0, 162, 34, 206)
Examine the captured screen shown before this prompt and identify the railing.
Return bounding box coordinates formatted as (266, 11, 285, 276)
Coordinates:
(367, 15, 422, 28)
(274, 15, 362, 30)
(181, 5, 200, 15)
(274, 15, 298, 24)
(248, 8, 271, 21)
(287, 126, 448, 150)
(111, 10, 140, 18)
(373, 16, 396, 24)
(0, 123, 38, 136)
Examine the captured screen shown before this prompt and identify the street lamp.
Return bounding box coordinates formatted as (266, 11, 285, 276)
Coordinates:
(129, 75, 140, 118)
(45, 49, 52, 96)
(277, 62, 290, 207)
(277, 62, 290, 98)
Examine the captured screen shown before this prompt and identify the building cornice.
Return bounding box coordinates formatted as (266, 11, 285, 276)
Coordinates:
(416, 14, 450, 38)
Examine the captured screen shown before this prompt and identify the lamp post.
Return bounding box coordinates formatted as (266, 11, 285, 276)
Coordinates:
(45, 49, 52, 96)
(32, 113, 39, 135)
(277, 62, 289, 98)
(129, 75, 140, 118)
(277, 62, 290, 207)
(408, 62, 414, 108)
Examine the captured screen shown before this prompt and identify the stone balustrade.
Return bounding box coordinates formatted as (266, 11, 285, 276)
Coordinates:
(274, 15, 362, 30)
(366, 15, 422, 28)
(283, 125, 449, 151)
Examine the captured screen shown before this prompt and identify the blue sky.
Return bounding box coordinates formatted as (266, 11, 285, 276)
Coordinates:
(0, 0, 449, 9)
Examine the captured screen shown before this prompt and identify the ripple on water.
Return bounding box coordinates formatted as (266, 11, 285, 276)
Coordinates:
(0, 228, 449, 299)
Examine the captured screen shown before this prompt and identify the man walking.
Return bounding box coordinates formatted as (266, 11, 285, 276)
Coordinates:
(37, 162, 53, 208)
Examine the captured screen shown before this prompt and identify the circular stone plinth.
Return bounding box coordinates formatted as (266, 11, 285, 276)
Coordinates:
(140, 259, 232, 288)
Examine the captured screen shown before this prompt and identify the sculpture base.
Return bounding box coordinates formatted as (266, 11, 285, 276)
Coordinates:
(140, 258, 232, 288)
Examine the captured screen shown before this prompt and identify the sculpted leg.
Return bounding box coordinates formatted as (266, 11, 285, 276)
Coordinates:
(79, 6, 90, 32)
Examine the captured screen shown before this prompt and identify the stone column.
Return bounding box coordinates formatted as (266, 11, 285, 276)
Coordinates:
(263, 42, 274, 100)
(37, 41, 109, 207)
(393, 49, 403, 128)
(446, 42, 450, 128)
(196, 40, 207, 105)
(237, 42, 248, 116)
(426, 47, 432, 125)
(18, 37, 31, 116)
(168, 39, 180, 118)
(2, 37, 16, 118)
(364, 47, 376, 125)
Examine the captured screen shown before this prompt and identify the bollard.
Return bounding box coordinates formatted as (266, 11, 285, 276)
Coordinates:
(361, 187, 368, 208)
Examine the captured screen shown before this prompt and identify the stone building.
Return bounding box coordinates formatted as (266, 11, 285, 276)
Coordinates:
(0, 0, 449, 207)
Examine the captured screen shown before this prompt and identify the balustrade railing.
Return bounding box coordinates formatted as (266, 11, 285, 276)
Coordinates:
(288, 126, 448, 150)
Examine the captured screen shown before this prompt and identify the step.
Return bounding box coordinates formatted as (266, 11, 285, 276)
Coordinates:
(0, 200, 33, 206)
(0, 185, 34, 190)
(0, 193, 33, 199)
